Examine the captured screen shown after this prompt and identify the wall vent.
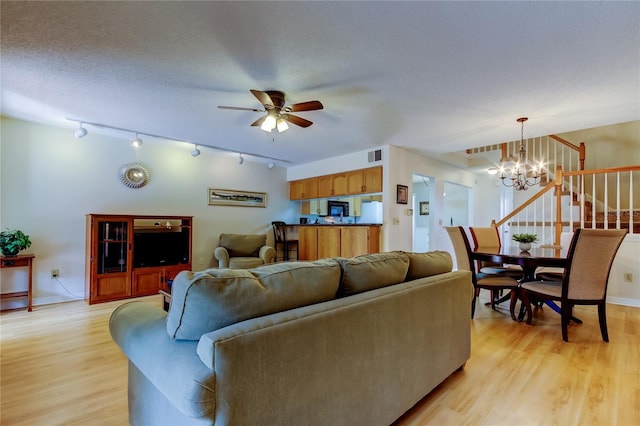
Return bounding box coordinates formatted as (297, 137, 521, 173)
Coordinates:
(367, 149, 382, 163)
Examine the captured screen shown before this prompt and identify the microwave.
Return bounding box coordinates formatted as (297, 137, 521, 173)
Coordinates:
(327, 200, 349, 217)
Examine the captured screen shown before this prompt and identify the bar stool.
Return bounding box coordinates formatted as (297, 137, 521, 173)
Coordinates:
(271, 221, 298, 262)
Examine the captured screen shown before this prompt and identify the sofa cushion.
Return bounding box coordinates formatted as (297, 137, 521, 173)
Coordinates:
(219, 233, 266, 257)
(400, 250, 453, 281)
(336, 252, 410, 297)
(166, 259, 341, 340)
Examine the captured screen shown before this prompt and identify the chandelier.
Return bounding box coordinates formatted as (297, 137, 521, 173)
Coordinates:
(497, 117, 544, 191)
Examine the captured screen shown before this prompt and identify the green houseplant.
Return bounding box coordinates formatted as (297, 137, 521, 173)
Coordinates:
(0, 229, 32, 256)
(512, 233, 537, 251)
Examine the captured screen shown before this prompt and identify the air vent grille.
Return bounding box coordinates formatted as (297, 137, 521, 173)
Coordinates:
(367, 149, 382, 163)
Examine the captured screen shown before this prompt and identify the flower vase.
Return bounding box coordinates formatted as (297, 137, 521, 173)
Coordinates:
(519, 242, 532, 252)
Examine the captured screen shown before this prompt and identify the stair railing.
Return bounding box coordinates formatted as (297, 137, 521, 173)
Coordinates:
(493, 165, 640, 245)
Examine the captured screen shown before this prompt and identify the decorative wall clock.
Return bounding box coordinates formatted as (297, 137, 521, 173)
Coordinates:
(119, 163, 150, 188)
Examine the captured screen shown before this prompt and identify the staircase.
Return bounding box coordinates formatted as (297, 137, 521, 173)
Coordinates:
(476, 135, 640, 244)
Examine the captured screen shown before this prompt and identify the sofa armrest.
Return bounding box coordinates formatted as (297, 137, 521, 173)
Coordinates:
(109, 301, 217, 418)
(259, 245, 275, 264)
(213, 246, 229, 268)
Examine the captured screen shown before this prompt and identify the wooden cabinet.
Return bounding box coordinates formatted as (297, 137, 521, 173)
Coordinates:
(298, 227, 318, 260)
(318, 227, 341, 259)
(86, 214, 192, 304)
(318, 173, 348, 197)
(297, 225, 381, 261)
(346, 166, 383, 194)
(290, 177, 319, 200)
(290, 166, 382, 200)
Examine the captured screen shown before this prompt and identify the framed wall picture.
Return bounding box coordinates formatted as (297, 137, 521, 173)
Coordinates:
(396, 184, 408, 204)
(208, 188, 267, 207)
(419, 201, 430, 215)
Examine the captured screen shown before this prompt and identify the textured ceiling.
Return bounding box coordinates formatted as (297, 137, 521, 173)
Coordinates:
(2, 1, 638, 166)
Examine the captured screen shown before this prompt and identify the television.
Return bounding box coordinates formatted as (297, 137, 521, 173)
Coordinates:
(133, 229, 189, 268)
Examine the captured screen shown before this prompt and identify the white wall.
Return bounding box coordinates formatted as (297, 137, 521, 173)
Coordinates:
(1, 118, 296, 307)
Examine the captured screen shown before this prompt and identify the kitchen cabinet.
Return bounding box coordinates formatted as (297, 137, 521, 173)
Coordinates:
(289, 177, 319, 200)
(346, 166, 383, 194)
(297, 225, 381, 261)
(344, 196, 362, 216)
(290, 166, 382, 200)
(318, 173, 348, 197)
(298, 227, 318, 260)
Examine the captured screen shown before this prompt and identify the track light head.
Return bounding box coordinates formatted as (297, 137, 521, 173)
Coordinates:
(237, 153, 244, 165)
(191, 145, 201, 157)
(131, 134, 143, 148)
(74, 123, 88, 139)
(268, 159, 275, 169)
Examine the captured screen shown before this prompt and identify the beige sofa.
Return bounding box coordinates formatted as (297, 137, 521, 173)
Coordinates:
(110, 251, 473, 426)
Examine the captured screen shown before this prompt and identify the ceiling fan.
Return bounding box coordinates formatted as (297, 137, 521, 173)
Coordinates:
(218, 89, 323, 132)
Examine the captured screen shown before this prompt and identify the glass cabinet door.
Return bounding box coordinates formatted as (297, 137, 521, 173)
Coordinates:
(97, 220, 129, 274)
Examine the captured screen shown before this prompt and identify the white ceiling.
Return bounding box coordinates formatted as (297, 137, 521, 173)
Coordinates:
(2, 1, 638, 166)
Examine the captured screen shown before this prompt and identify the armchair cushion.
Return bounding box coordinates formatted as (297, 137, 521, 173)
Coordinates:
(214, 234, 275, 268)
(219, 234, 265, 257)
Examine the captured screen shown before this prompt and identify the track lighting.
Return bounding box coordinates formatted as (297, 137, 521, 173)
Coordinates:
(74, 122, 88, 139)
(131, 133, 143, 148)
(268, 159, 275, 169)
(65, 118, 291, 165)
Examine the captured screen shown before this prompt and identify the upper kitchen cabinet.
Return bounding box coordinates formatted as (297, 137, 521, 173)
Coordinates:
(318, 173, 348, 198)
(289, 177, 319, 200)
(346, 166, 383, 194)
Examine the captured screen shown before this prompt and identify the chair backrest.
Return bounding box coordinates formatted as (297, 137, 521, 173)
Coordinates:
(563, 229, 627, 300)
(445, 226, 475, 274)
(271, 221, 287, 243)
(469, 226, 502, 269)
(469, 227, 502, 250)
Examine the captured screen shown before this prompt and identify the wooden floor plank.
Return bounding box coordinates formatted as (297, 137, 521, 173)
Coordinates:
(1, 294, 639, 425)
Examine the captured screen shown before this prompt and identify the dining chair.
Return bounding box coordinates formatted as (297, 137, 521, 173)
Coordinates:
(520, 228, 627, 342)
(446, 226, 520, 319)
(271, 221, 299, 262)
(469, 226, 522, 277)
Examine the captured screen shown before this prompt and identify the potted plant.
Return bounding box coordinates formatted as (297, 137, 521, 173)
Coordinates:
(512, 233, 538, 252)
(0, 229, 32, 256)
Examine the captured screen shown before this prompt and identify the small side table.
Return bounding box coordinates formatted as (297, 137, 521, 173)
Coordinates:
(159, 289, 171, 312)
(1, 254, 35, 312)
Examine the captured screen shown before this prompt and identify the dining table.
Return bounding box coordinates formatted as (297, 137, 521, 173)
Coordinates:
(471, 245, 581, 323)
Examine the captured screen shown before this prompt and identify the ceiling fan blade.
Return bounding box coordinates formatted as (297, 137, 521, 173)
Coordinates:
(250, 89, 275, 109)
(286, 100, 324, 112)
(250, 116, 267, 127)
(218, 106, 264, 112)
(284, 114, 313, 128)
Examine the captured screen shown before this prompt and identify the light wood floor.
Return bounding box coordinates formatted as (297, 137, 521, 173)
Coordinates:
(1, 295, 639, 426)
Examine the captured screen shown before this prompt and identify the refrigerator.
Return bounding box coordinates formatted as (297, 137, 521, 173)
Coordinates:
(358, 201, 383, 224)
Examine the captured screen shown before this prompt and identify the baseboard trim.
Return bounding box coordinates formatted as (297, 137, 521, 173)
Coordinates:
(607, 297, 640, 308)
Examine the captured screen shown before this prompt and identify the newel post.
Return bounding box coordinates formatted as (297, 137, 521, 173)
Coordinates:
(554, 165, 563, 246)
(579, 142, 586, 171)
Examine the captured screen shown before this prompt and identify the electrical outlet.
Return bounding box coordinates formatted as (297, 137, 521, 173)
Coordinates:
(623, 273, 633, 283)
(51, 269, 59, 279)
(392, 217, 400, 225)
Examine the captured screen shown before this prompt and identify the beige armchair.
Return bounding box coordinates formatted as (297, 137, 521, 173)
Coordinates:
(214, 233, 275, 269)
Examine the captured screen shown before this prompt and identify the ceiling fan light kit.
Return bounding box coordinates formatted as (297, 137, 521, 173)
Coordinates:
(219, 89, 323, 134)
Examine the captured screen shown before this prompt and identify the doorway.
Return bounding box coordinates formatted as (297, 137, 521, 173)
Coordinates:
(412, 174, 433, 252)
(443, 181, 471, 227)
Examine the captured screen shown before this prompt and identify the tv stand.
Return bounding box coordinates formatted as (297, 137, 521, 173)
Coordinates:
(85, 214, 192, 304)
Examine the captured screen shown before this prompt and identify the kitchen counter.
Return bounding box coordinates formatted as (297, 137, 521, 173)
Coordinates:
(288, 223, 382, 227)
(284, 224, 381, 260)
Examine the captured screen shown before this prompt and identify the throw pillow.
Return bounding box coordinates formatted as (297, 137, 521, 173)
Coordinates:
(166, 259, 341, 340)
(400, 251, 453, 281)
(336, 252, 410, 297)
